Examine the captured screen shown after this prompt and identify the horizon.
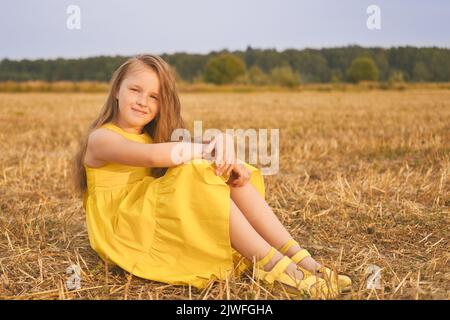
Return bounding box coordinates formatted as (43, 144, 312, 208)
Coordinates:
(2, 44, 450, 62)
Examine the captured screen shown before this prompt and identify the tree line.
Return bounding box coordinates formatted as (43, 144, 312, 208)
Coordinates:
(0, 46, 449, 85)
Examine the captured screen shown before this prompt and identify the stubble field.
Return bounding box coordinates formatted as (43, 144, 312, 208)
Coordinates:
(0, 89, 449, 299)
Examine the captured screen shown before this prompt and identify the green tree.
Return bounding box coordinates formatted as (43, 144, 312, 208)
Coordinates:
(270, 66, 300, 87)
(2, 47, 450, 84)
(412, 62, 431, 82)
(330, 68, 343, 83)
(373, 50, 389, 80)
(387, 70, 406, 89)
(204, 53, 246, 84)
(347, 57, 380, 83)
(388, 70, 405, 84)
(285, 49, 330, 82)
(247, 65, 270, 85)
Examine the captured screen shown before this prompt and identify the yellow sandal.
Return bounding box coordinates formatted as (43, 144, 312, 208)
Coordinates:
(279, 239, 352, 293)
(252, 247, 338, 299)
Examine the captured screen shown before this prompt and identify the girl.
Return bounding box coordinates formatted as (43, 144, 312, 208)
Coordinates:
(73, 54, 351, 299)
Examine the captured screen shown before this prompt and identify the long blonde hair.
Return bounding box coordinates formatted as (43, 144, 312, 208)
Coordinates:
(72, 54, 185, 196)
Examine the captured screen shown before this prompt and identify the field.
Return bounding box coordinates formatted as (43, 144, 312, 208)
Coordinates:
(0, 89, 449, 299)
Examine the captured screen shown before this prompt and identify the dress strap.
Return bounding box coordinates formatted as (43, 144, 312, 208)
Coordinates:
(100, 122, 153, 143)
(100, 122, 119, 131)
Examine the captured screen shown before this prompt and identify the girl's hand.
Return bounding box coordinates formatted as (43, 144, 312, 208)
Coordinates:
(226, 162, 251, 188)
(203, 132, 236, 176)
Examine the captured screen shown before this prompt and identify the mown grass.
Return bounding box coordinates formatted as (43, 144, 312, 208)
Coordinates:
(0, 89, 448, 300)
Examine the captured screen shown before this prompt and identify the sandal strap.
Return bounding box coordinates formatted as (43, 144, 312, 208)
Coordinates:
(317, 266, 339, 283)
(290, 249, 311, 265)
(297, 265, 313, 278)
(264, 256, 293, 284)
(278, 239, 299, 254)
(255, 247, 277, 269)
(300, 275, 335, 298)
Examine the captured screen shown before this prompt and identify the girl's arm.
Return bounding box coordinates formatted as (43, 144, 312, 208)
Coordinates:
(87, 128, 206, 168)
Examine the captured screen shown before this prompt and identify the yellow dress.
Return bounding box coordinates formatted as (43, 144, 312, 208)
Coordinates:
(83, 122, 266, 289)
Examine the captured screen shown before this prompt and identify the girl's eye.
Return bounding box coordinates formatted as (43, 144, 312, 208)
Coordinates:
(150, 96, 158, 100)
(130, 88, 138, 92)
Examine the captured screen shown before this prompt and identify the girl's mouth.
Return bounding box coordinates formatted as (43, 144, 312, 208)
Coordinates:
(131, 107, 147, 115)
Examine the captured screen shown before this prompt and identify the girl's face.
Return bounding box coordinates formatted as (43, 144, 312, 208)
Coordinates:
(115, 64, 160, 133)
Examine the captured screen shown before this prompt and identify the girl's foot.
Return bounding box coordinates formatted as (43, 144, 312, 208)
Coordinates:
(284, 244, 323, 276)
(279, 239, 352, 293)
(264, 250, 305, 281)
(254, 246, 339, 298)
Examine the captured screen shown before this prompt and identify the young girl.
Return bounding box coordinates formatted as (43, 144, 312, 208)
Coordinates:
(73, 54, 351, 299)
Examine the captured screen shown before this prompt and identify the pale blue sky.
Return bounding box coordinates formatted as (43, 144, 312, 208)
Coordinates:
(1, 0, 449, 60)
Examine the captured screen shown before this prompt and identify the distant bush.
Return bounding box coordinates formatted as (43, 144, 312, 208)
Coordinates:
(247, 65, 270, 85)
(204, 53, 246, 85)
(270, 66, 300, 88)
(387, 70, 407, 90)
(347, 57, 379, 83)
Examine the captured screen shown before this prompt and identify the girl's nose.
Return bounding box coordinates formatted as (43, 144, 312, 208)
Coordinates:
(136, 95, 147, 107)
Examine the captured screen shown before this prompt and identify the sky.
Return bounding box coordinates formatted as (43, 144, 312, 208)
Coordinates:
(1, 0, 449, 60)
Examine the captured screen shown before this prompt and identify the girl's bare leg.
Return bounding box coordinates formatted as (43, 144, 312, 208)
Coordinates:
(230, 183, 322, 273)
(229, 199, 305, 282)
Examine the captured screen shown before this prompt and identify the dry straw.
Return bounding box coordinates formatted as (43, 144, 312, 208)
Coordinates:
(0, 89, 449, 299)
